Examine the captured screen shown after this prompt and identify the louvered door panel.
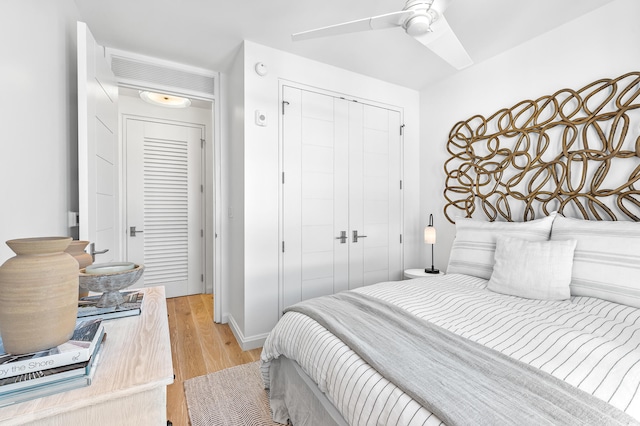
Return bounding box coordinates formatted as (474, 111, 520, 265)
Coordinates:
(125, 118, 203, 298)
(143, 138, 189, 285)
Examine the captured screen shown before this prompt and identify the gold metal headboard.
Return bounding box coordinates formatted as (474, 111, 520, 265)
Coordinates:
(444, 72, 640, 223)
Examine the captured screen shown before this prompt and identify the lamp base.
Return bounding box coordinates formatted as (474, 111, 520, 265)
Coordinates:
(424, 267, 440, 274)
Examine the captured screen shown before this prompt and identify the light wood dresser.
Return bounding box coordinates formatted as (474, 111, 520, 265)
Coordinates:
(0, 286, 174, 425)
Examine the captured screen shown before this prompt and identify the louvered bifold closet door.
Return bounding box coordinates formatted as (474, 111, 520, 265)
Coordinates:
(125, 119, 203, 298)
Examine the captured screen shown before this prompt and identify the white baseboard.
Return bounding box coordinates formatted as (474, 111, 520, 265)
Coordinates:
(227, 314, 270, 351)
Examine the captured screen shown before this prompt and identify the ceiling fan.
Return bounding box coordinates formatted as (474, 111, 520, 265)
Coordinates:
(291, 0, 472, 70)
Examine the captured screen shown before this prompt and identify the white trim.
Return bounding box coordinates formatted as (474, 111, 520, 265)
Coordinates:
(106, 49, 222, 316)
(121, 114, 207, 295)
(212, 78, 223, 323)
(106, 47, 217, 79)
(279, 78, 406, 113)
(227, 315, 270, 351)
(77, 22, 89, 242)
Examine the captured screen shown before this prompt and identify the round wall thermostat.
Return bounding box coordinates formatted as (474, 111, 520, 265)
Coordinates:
(255, 62, 268, 76)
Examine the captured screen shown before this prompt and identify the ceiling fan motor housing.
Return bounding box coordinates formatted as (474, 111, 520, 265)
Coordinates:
(403, 0, 437, 36)
(404, 0, 435, 9)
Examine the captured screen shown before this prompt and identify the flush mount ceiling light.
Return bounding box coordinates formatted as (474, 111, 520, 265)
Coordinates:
(139, 91, 191, 108)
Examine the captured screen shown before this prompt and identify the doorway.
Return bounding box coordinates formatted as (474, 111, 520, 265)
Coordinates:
(118, 89, 213, 298)
(79, 33, 221, 318)
(124, 116, 205, 298)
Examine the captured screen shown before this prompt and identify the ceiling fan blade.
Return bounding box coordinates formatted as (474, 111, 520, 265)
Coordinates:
(292, 10, 413, 42)
(432, 0, 453, 13)
(413, 14, 472, 69)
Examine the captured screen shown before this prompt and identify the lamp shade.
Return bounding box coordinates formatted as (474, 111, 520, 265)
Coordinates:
(424, 226, 436, 244)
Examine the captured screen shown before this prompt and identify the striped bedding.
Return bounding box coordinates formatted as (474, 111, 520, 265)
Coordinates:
(261, 273, 640, 425)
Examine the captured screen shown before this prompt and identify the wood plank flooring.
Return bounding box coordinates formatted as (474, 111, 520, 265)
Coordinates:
(166, 293, 262, 426)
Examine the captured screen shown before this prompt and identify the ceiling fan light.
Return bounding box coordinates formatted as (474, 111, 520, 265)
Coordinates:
(405, 13, 433, 37)
(139, 91, 191, 108)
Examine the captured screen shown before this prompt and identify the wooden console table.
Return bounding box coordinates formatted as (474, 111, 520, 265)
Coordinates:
(0, 286, 174, 425)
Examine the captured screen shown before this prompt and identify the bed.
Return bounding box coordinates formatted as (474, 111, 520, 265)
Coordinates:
(260, 72, 640, 425)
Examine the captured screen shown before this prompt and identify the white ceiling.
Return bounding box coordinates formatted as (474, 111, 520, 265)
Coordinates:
(74, 0, 615, 91)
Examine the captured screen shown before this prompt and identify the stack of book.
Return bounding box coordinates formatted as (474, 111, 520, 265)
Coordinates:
(0, 319, 106, 407)
(77, 291, 144, 320)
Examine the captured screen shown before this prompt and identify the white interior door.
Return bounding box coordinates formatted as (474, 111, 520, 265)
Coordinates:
(344, 101, 403, 289)
(348, 101, 365, 288)
(358, 104, 403, 287)
(125, 117, 204, 298)
(77, 21, 118, 263)
(282, 87, 349, 308)
(282, 85, 402, 309)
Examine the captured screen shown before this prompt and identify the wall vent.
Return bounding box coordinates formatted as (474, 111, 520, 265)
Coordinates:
(111, 55, 215, 99)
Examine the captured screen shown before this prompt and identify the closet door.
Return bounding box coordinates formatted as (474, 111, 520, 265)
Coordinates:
(282, 86, 402, 309)
(282, 87, 349, 308)
(349, 103, 403, 288)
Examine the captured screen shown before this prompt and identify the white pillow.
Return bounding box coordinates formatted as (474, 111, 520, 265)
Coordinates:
(488, 236, 577, 300)
(550, 216, 640, 308)
(446, 213, 556, 279)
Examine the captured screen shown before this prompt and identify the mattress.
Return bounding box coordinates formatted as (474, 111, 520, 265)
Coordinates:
(261, 273, 640, 425)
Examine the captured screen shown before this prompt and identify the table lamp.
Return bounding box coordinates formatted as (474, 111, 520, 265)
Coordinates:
(424, 214, 439, 274)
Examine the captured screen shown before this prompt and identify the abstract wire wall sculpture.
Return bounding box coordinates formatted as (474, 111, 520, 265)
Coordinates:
(444, 72, 640, 223)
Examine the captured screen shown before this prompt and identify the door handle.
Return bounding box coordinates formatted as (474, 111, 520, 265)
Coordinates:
(89, 242, 109, 262)
(130, 226, 144, 237)
(352, 230, 368, 243)
(335, 231, 347, 244)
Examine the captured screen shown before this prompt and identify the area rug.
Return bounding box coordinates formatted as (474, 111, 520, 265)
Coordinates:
(184, 361, 281, 426)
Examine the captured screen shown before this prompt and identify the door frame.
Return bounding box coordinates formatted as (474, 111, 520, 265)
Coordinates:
(115, 85, 222, 322)
(121, 114, 206, 296)
(277, 79, 406, 317)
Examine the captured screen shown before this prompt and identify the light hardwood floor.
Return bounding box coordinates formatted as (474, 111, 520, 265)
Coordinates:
(166, 293, 262, 426)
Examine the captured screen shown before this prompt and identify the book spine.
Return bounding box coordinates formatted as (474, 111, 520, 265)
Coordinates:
(0, 325, 105, 380)
(77, 306, 141, 321)
(0, 330, 106, 394)
(93, 307, 141, 321)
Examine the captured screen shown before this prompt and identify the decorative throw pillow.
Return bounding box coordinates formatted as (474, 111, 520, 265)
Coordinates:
(487, 236, 577, 300)
(550, 215, 640, 308)
(446, 213, 556, 279)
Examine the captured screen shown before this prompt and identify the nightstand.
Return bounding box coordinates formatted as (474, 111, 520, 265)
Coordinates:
(404, 269, 444, 279)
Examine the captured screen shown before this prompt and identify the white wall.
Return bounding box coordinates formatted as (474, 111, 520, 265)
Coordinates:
(228, 41, 421, 349)
(225, 46, 246, 332)
(420, 0, 640, 271)
(0, 1, 80, 262)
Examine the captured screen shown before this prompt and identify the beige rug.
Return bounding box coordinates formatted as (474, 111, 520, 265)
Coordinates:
(184, 361, 280, 426)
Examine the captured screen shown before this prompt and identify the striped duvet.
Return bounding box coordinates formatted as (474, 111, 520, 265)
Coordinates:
(261, 274, 640, 425)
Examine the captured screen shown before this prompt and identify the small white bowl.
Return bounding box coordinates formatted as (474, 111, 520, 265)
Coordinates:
(85, 262, 135, 275)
